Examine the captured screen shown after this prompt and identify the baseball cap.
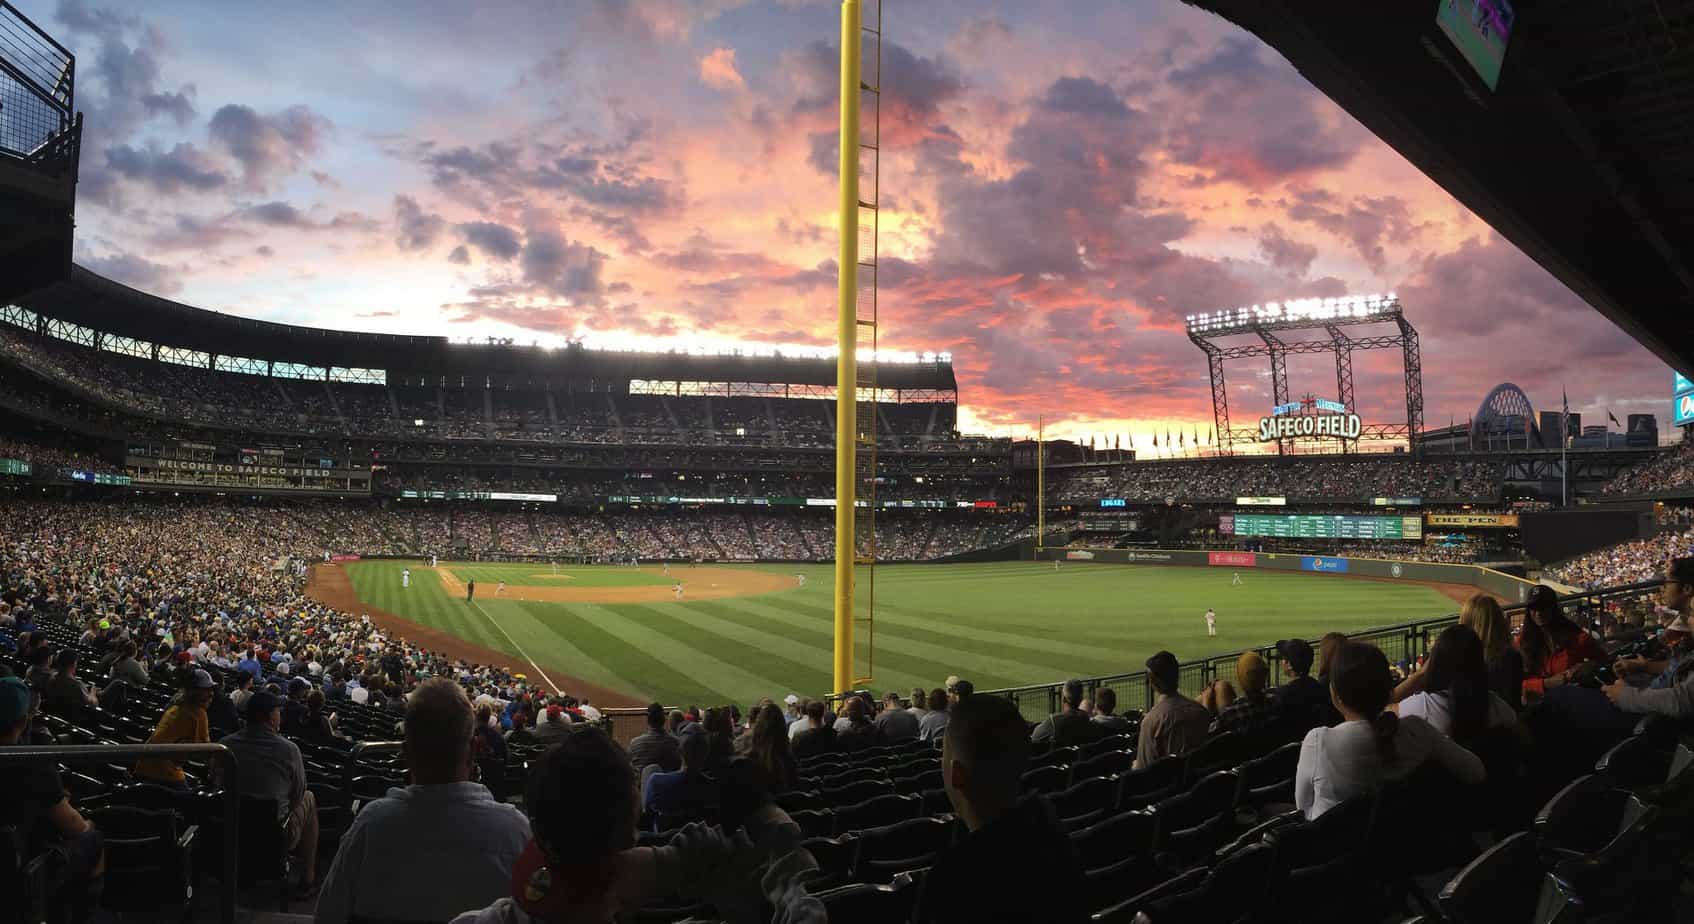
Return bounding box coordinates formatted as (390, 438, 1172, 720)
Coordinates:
(289, 677, 310, 693)
(784, 694, 799, 706)
(1275, 638, 1315, 674)
(187, 669, 215, 690)
(244, 690, 283, 719)
(0, 677, 30, 726)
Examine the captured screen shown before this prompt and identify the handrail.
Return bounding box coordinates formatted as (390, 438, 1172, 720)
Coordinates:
(978, 578, 1664, 718)
(0, 742, 238, 924)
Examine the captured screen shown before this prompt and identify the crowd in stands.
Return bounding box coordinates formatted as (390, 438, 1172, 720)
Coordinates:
(1321, 540, 1482, 564)
(1547, 527, 1694, 589)
(2, 484, 1692, 921)
(0, 326, 968, 452)
(1052, 455, 1504, 503)
(0, 436, 123, 476)
(1602, 441, 1694, 495)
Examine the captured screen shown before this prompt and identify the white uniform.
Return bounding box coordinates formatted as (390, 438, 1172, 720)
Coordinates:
(1205, 609, 1217, 637)
(796, 574, 806, 587)
(673, 583, 684, 600)
(1232, 572, 1243, 586)
(430, 555, 438, 568)
(402, 568, 411, 588)
(497, 581, 506, 596)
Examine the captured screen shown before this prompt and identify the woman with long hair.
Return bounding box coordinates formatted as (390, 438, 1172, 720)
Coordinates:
(1294, 641, 1486, 819)
(1460, 594, 1525, 709)
(745, 701, 799, 794)
(1388, 626, 1517, 746)
(1516, 585, 1604, 699)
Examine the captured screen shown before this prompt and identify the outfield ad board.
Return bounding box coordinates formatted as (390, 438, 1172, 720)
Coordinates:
(1301, 556, 1350, 573)
(1207, 551, 1257, 568)
(1426, 513, 1519, 528)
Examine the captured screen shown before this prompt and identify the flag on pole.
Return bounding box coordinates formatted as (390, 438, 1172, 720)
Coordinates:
(1608, 409, 1621, 427)
(1127, 432, 1133, 450)
(1152, 432, 1158, 448)
(1179, 431, 1185, 448)
(1561, 387, 1569, 448)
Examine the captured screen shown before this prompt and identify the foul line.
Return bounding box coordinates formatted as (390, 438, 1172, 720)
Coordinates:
(467, 597, 562, 696)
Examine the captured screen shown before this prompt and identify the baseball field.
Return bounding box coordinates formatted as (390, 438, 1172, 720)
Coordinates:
(311, 559, 1469, 710)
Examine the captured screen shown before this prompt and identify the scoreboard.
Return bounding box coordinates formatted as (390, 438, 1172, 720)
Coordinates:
(1221, 514, 1423, 540)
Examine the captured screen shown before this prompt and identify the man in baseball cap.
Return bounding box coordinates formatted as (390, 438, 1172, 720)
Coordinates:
(220, 689, 320, 896)
(135, 669, 216, 788)
(1271, 638, 1329, 730)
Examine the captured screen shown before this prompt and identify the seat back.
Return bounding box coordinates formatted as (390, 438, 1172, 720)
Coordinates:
(1594, 731, 1674, 788)
(1018, 763, 1069, 796)
(235, 796, 289, 886)
(850, 816, 954, 882)
(1080, 733, 1136, 759)
(88, 806, 191, 913)
(832, 792, 919, 836)
(1071, 809, 1156, 873)
(1118, 755, 1186, 810)
(1437, 831, 1544, 924)
(1092, 868, 1208, 923)
(813, 877, 919, 924)
(1184, 731, 1246, 783)
(1533, 774, 1628, 861)
(1072, 748, 1134, 781)
(820, 777, 891, 808)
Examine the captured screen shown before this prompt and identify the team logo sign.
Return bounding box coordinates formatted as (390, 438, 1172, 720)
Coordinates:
(1257, 395, 1362, 441)
(1390, 563, 1404, 578)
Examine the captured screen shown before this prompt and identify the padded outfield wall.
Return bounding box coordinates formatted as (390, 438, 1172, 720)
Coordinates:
(1030, 546, 1535, 604)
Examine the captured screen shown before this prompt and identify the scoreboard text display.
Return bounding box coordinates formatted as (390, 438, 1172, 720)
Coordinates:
(1225, 514, 1423, 540)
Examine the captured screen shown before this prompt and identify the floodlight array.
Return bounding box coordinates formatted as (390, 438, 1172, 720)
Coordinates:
(1186, 293, 1399, 335)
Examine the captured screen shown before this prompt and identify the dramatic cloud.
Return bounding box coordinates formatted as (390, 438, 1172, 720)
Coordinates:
(457, 221, 523, 261)
(103, 143, 227, 194)
(699, 47, 745, 90)
(393, 195, 446, 251)
(207, 103, 332, 189)
(1256, 223, 1318, 276)
(80, 251, 184, 295)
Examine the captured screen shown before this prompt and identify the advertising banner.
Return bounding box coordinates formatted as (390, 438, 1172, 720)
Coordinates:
(1235, 496, 1287, 506)
(1065, 550, 1096, 561)
(1123, 551, 1174, 562)
(1207, 551, 1257, 568)
(1301, 556, 1351, 573)
(1426, 513, 1519, 528)
(330, 554, 361, 563)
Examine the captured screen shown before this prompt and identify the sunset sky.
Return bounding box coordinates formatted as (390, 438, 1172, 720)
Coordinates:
(23, 0, 1672, 447)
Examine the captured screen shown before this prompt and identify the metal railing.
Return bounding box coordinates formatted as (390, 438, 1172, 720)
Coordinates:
(981, 580, 1665, 724)
(0, 742, 238, 924)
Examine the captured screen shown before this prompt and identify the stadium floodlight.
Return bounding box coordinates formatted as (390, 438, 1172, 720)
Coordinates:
(1185, 293, 1402, 335)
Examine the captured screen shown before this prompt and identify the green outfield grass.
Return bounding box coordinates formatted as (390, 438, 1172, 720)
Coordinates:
(444, 563, 675, 587)
(344, 560, 1458, 708)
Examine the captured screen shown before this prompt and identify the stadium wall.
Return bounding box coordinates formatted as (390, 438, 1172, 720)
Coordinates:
(1519, 506, 1653, 566)
(1031, 546, 1536, 603)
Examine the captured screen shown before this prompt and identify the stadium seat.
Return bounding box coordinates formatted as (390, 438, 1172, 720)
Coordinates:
(1150, 770, 1238, 868)
(235, 796, 293, 911)
(1436, 831, 1544, 924)
(817, 765, 887, 790)
(1183, 731, 1250, 784)
(86, 805, 196, 919)
(1091, 868, 1207, 923)
(1262, 792, 1375, 921)
(1048, 776, 1120, 831)
(1019, 763, 1069, 796)
(820, 778, 892, 809)
(812, 875, 919, 924)
(1071, 809, 1156, 872)
(1080, 733, 1136, 759)
(1593, 731, 1674, 788)
(887, 756, 938, 780)
(1545, 794, 1674, 922)
(1071, 748, 1135, 781)
(832, 793, 920, 836)
(1533, 774, 1630, 863)
(1116, 756, 1186, 811)
(799, 836, 857, 891)
(1138, 840, 1275, 924)
(1031, 745, 1081, 769)
(1232, 741, 1300, 817)
(920, 788, 952, 817)
(775, 789, 822, 814)
(893, 768, 942, 796)
(849, 816, 955, 883)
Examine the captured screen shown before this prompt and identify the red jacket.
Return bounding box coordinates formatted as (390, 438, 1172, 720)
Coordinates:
(1518, 630, 1605, 696)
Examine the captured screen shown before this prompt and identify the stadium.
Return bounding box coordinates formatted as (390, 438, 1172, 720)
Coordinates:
(2, 2, 1693, 923)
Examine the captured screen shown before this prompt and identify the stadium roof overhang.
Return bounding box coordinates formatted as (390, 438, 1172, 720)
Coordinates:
(17, 266, 958, 391)
(1187, 0, 1694, 376)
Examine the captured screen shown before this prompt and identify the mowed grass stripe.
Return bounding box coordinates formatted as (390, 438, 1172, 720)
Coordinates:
(572, 603, 802, 705)
(724, 598, 1038, 691)
(770, 596, 1123, 679)
(525, 603, 734, 707)
(680, 600, 942, 696)
(478, 601, 641, 698)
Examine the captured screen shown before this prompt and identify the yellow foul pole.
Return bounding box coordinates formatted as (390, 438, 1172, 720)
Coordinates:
(832, 0, 861, 696)
(1036, 415, 1045, 553)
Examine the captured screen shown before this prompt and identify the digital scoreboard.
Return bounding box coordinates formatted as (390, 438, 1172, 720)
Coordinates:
(1221, 514, 1423, 540)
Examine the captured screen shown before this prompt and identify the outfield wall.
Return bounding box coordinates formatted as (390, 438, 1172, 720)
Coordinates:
(1030, 546, 1536, 603)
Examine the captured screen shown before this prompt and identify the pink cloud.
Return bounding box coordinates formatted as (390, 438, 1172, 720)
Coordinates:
(699, 47, 746, 91)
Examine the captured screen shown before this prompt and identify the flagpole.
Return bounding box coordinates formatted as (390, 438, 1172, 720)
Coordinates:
(1561, 388, 1569, 507)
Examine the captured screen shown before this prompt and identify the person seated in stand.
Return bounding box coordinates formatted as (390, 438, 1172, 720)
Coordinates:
(791, 700, 838, 758)
(914, 694, 1086, 923)
(505, 710, 539, 745)
(134, 669, 215, 789)
(217, 691, 320, 897)
(1518, 585, 1605, 700)
(1272, 638, 1333, 730)
(0, 677, 104, 923)
(1202, 651, 1276, 736)
(835, 697, 878, 752)
(917, 688, 950, 742)
(1030, 678, 1101, 747)
(1134, 651, 1210, 770)
(641, 728, 718, 822)
(874, 690, 920, 741)
(1090, 687, 1134, 733)
(42, 649, 99, 712)
(1388, 626, 1524, 748)
(1603, 557, 1694, 718)
(1295, 642, 1486, 820)
(316, 679, 531, 923)
(450, 728, 824, 924)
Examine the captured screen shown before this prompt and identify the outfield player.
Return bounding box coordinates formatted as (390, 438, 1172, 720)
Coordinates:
(429, 554, 438, 568)
(1204, 608, 1217, 637)
(1232, 571, 1243, 586)
(796, 573, 806, 588)
(401, 567, 411, 589)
